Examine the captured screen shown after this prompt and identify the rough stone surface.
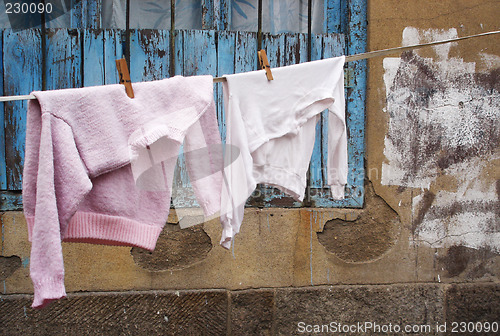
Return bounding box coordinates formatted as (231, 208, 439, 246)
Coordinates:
(0, 255, 21, 281)
(2, 284, 499, 335)
(275, 284, 444, 335)
(0, 290, 228, 336)
(230, 289, 275, 336)
(317, 183, 400, 263)
(445, 283, 500, 335)
(131, 224, 212, 271)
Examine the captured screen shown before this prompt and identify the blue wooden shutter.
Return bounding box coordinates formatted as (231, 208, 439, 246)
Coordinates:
(0, 0, 366, 210)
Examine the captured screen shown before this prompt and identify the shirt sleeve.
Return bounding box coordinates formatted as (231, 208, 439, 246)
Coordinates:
(25, 102, 92, 308)
(327, 63, 348, 199)
(219, 81, 257, 249)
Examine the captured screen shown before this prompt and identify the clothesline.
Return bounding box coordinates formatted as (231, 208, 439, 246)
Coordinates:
(0, 30, 497, 102)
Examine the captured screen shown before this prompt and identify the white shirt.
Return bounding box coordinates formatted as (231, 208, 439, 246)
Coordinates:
(220, 56, 347, 249)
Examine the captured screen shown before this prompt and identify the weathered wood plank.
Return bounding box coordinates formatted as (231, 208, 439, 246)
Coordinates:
(70, 0, 85, 28)
(129, 29, 169, 83)
(216, 30, 237, 142)
(344, 0, 366, 207)
(173, 30, 184, 76)
(0, 191, 22, 211)
(202, 0, 214, 29)
(174, 30, 218, 207)
(45, 29, 82, 90)
(83, 29, 105, 86)
(182, 30, 217, 76)
(283, 33, 307, 66)
(234, 31, 257, 73)
(3, 29, 42, 191)
(103, 29, 123, 84)
(326, 0, 342, 34)
(218, 0, 231, 30)
(261, 33, 285, 68)
(86, 0, 102, 29)
(309, 34, 324, 188)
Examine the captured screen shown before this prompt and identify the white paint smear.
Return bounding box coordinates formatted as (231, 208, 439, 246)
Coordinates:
(382, 27, 500, 251)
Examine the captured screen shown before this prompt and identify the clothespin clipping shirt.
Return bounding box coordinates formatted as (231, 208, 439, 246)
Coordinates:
(115, 58, 135, 98)
(258, 49, 274, 81)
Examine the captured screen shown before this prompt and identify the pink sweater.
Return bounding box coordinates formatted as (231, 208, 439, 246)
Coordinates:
(22, 76, 222, 308)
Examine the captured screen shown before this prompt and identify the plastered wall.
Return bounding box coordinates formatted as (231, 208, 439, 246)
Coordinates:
(366, 0, 499, 281)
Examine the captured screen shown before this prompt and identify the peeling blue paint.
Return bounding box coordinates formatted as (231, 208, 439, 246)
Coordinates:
(1, 2, 366, 210)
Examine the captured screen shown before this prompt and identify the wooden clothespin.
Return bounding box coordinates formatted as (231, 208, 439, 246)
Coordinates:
(258, 49, 273, 81)
(115, 58, 134, 98)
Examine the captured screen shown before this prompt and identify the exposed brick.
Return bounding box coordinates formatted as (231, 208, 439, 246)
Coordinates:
(230, 289, 275, 336)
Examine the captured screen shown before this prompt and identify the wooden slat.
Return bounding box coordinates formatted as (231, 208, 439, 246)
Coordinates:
(344, 0, 367, 207)
(0, 191, 22, 210)
(70, 0, 85, 28)
(326, 0, 342, 34)
(261, 33, 285, 68)
(202, 0, 214, 29)
(234, 31, 257, 73)
(174, 30, 184, 75)
(309, 34, 325, 188)
(218, 0, 231, 30)
(284, 33, 307, 65)
(222, 29, 257, 146)
(216, 30, 237, 142)
(174, 30, 218, 207)
(83, 29, 105, 86)
(104, 30, 123, 84)
(129, 29, 170, 83)
(86, 0, 102, 29)
(182, 30, 217, 76)
(3, 29, 42, 191)
(45, 29, 82, 90)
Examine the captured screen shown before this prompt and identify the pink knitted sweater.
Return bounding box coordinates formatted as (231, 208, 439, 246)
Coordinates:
(23, 76, 222, 308)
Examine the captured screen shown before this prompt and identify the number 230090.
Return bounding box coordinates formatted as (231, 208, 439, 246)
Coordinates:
(6, 2, 53, 14)
(451, 321, 498, 333)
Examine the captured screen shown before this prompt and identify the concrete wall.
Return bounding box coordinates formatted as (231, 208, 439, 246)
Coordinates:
(1, 1, 499, 334)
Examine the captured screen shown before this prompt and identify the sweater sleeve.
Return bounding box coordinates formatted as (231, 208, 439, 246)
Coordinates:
(26, 107, 92, 308)
(326, 66, 348, 199)
(184, 99, 223, 217)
